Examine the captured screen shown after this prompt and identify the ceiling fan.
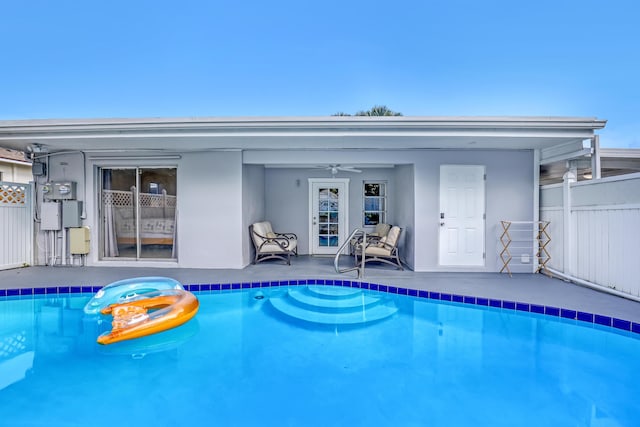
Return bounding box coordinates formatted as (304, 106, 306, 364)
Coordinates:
(313, 164, 362, 176)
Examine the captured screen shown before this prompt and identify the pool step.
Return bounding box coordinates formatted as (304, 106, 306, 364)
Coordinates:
(268, 286, 398, 325)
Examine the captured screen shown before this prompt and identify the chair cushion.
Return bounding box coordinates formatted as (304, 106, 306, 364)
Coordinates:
(252, 221, 297, 254)
(374, 223, 391, 237)
(251, 221, 272, 247)
(252, 221, 268, 236)
(365, 245, 391, 256)
(385, 226, 401, 247)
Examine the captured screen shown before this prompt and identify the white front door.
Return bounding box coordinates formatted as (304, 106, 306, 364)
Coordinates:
(439, 165, 485, 266)
(309, 179, 349, 255)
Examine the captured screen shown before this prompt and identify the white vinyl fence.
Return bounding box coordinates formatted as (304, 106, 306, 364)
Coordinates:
(540, 173, 640, 296)
(0, 182, 33, 270)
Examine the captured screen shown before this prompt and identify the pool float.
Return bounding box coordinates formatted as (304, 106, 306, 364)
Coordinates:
(97, 288, 199, 345)
(83, 276, 184, 315)
(98, 317, 200, 357)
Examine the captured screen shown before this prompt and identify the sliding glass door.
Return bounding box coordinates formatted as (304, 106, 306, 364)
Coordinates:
(100, 167, 177, 260)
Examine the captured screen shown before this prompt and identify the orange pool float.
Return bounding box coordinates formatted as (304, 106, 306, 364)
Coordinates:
(97, 289, 199, 345)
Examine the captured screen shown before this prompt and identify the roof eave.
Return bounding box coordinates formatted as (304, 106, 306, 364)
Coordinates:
(0, 115, 607, 134)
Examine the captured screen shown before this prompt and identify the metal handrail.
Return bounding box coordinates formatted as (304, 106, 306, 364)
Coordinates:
(334, 228, 366, 279)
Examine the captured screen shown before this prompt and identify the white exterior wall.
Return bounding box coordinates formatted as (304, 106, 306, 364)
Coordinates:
(242, 165, 265, 265)
(395, 165, 415, 270)
(31, 150, 246, 268)
(31, 147, 536, 272)
(177, 151, 244, 268)
(32, 152, 88, 266)
(411, 150, 534, 272)
(541, 173, 640, 296)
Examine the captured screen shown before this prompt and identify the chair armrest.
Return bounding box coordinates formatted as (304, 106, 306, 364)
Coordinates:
(366, 235, 382, 245)
(276, 232, 297, 240)
(364, 239, 395, 251)
(252, 228, 295, 250)
(260, 236, 294, 250)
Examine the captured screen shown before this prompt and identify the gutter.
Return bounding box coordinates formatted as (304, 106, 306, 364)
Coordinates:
(0, 116, 608, 134)
(0, 157, 31, 166)
(546, 267, 640, 303)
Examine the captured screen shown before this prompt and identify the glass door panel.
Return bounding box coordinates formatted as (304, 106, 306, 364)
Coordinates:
(100, 167, 177, 260)
(309, 179, 349, 255)
(101, 168, 137, 258)
(318, 187, 339, 247)
(139, 168, 177, 259)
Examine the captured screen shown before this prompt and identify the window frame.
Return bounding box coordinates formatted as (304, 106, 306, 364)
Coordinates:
(362, 180, 387, 228)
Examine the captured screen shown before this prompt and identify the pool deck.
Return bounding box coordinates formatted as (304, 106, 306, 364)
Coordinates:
(1, 255, 639, 324)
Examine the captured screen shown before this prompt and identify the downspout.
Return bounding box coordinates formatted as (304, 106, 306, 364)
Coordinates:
(546, 266, 640, 303)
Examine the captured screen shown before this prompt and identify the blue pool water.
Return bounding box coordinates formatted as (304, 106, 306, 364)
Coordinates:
(1, 285, 639, 426)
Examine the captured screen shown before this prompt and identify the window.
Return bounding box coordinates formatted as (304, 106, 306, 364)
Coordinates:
(363, 181, 386, 227)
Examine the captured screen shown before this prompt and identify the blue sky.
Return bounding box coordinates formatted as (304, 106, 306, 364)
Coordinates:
(1, 0, 638, 148)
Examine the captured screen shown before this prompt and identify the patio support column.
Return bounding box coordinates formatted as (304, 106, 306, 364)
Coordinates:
(562, 168, 576, 275)
(533, 149, 540, 273)
(591, 135, 601, 179)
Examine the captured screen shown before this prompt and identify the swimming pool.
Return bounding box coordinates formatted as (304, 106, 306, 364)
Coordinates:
(1, 281, 639, 426)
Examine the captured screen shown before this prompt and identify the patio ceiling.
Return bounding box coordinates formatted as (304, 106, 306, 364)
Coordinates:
(0, 116, 606, 154)
(540, 148, 640, 185)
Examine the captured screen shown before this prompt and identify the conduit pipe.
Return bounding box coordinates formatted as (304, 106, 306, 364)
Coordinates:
(546, 267, 640, 303)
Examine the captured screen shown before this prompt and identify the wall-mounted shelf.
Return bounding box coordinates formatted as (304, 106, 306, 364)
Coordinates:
(499, 221, 551, 277)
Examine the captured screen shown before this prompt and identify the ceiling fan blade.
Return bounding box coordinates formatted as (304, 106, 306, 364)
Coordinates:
(337, 166, 362, 173)
(308, 164, 362, 174)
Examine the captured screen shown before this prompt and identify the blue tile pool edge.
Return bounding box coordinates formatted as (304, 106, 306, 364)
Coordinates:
(2, 278, 639, 336)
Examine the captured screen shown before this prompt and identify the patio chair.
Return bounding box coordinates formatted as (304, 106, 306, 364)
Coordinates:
(367, 223, 392, 242)
(250, 221, 298, 265)
(351, 223, 391, 257)
(355, 225, 403, 270)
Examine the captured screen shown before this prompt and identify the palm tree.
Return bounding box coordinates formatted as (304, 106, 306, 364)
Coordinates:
(355, 105, 402, 116)
(332, 106, 403, 116)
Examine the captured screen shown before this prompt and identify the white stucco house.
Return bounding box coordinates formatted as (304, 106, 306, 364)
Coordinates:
(0, 116, 607, 272)
(0, 148, 32, 183)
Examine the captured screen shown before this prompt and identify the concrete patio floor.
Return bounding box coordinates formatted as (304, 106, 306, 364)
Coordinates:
(1, 255, 639, 323)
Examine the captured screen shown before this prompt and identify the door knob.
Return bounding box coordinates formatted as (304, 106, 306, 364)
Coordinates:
(440, 222, 445, 226)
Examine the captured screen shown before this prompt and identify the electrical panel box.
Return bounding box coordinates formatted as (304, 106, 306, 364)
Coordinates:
(62, 200, 83, 228)
(69, 226, 90, 255)
(43, 181, 77, 201)
(41, 202, 62, 230)
(32, 162, 46, 176)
